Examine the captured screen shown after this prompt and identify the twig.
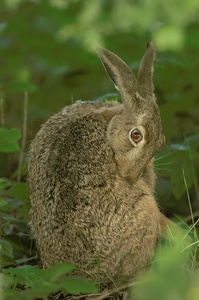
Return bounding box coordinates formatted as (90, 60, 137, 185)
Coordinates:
(0, 84, 5, 127)
(184, 211, 199, 222)
(64, 280, 143, 300)
(17, 91, 28, 182)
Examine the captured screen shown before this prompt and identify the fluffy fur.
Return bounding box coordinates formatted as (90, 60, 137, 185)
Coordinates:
(28, 43, 169, 286)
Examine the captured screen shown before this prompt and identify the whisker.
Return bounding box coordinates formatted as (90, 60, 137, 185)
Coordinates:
(155, 153, 172, 161)
(155, 168, 172, 172)
(155, 162, 174, 166)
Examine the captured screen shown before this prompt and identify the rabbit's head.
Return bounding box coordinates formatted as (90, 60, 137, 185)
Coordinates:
(97, 42, 165, 184)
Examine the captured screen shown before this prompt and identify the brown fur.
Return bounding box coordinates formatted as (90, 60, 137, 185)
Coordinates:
(28, 43, 168, 287)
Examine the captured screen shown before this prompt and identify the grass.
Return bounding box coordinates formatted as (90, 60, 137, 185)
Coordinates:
(132, 227, 199, 300)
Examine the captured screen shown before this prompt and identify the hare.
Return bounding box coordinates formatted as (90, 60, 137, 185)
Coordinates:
(28, 42, 169, 287)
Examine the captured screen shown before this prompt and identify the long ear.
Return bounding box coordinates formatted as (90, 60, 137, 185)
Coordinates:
(97, 47, 137, 109)
(137, 42, 156, 99)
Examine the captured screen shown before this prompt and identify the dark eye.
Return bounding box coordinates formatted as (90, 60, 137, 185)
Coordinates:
(130, 128, 143, 143)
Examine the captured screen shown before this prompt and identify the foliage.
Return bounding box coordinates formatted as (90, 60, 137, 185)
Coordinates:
(155, 137, 199, 200)
(133, 225, 199, 300)
(0, 0, 198, 299)
(0, 128, 21, 153)
(2, 262, 97, 299)
(1, 0, 199, 51)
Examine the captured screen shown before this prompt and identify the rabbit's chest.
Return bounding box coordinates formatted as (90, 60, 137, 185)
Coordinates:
(70, 185, 160, 242)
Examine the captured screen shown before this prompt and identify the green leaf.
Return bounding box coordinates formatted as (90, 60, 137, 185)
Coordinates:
(156, 145, 196, 199)
(0, 240, 14, 258)
(0, 199, 8, 208)
(45, 262, 75, 281)
(169, 148, 195, 199)
(3, 266, 35, 288)
(0, 254, 16, 268)
(6, 198, 23, 210)
(96, 92, 119, 102)
(1, 273, 14, 290)
(134, 226, 192, 300)
(2, 263, 97, 299)
(4, 80, 38, 93)
(0, 128, 21, 153)
(154, 25, 184, 51)
(63, 276, 98, 294)
(0, 240, 16, 268)
(185, 133, 199, 150)
(0, 178, 11, 190)
(9, 182, 29, 201)
(2, 217, 30, 233)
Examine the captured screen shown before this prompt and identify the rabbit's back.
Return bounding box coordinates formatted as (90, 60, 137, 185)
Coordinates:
(29, 101, 121, 211)
(29, 44, 168, 285)
(29, 100, 161, 282)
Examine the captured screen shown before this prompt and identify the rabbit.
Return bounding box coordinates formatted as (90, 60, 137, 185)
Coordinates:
(28, 42, 169, 287)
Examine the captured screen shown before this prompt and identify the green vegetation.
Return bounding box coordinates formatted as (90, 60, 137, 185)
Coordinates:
(133, 226, 199, 300)
(0, 0, 198, 299)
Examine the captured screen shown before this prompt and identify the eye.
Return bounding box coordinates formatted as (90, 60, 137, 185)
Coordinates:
(129, 128, 143, 143)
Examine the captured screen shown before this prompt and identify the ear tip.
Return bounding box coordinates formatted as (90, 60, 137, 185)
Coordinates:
(95, 46, 110, 60)
(94, 45, 101, 56)
(95, 45, 102, 52)
(95, 45, 108, 54)
(147, 41, 155, 50)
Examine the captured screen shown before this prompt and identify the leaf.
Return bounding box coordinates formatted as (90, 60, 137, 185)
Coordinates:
(4, 80, 37, 93)
(3, 263, 75, 287)
(95, 92, 119, 102)
(0, 128, 21, 153)
(2, 263, 96, 299)
(0, 255, 16, 268)
(134, 227, 192, 300)
(3, 266, 43, 288)
(2, 263, 97, 299)
(154, 25, 184, 51)
(0, 178, 11, 190)
(45, 262, 75, 281)
(0, 240, 16, 268)
(6, 198, 23, 210)
(156, 145, 196, 199)
(63, 276, 98, 294)
(9, 182, 29, 201)
(2, 217, 30, 233)
(185, 133, 199, 150)
(2, 288, 36, 300)
(0, 240, 14, 259)
(0, 199, 8, 208)
(169, 148, 195, 199)
(1, 273, 15, 290)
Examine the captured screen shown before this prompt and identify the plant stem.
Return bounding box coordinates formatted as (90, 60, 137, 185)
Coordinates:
(0, 84, 5, 127)
(17, 91, 28, 182)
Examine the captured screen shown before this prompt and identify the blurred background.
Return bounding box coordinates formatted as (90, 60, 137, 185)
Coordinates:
(0, 0, 199, 230)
